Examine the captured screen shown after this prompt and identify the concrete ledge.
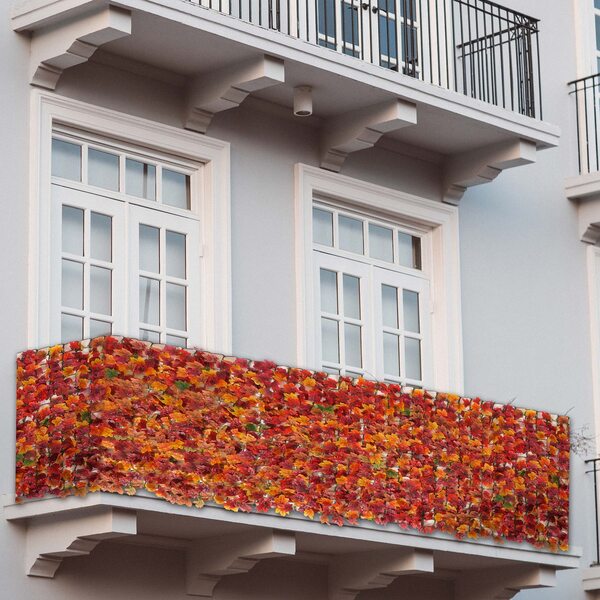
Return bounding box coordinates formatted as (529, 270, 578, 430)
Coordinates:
(3, 493, 581, 570)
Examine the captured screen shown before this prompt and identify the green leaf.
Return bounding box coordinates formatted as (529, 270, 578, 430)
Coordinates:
(175, 380, 191, 391)
(80, 411, 92, 423)
(105, 368, 119, 379)
(313, 403, 335, 413)
(245, 423, 259, 432)
(386, 469, 398, 478)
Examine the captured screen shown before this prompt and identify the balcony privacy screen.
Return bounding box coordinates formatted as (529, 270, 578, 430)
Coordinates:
(16, 337, 569, 550)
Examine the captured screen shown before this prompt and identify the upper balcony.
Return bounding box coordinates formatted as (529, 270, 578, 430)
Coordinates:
(13, 0, 559, 202)
(5, 337, 578, 598)
(565, 74, 600, 243)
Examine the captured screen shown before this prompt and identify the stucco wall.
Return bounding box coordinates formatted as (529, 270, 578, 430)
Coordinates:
(0, 0, 596, 598)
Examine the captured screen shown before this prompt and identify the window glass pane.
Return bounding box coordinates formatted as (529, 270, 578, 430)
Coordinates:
(321, 318, 339, 363)
(399, 0, 416, 17)
(403, 289, 420, 333)
(323, 366, 340, 376)
(597, 14, 600, 51)
(62, 206, 84, 256)
(166, 283, 187, 331)
(52, 139, 81, 182)
(313, 208, 334, 246)
(317, 0, 336, 39)
(402, 25, 418, 64)
(378, 0, 395, 14)
(166, 231, 186, 278)
(320, 269, 338, 314)
(62, 259, 83, 310)
(339, 215, 364, 254)
(596, 0, 600, 9)
(139, 225, 160, 273)
(405, 337, 422, 380)
(61, 313, 83, 343)
(398, 232, 421, 269)
(369, 224, 394, 262)
(90, 213, 112, 262)
(383, 332, 400, 377)
(90, 266, 112, 316)
(139, 277, 160, 326)
(162, 169, 190, 209)
(166, 335, 187, 347)
(382, 284, 399, 328)
(343, 274, 361, 319)
(88, 148, 119, 191)
(126, 159, 156, 200)
(90, 319, 112, 338)
(344, 323, 362, 368)
(379, 15, 397, 65)
(342, 3, 359, 56)
(140, 329, 160, 343)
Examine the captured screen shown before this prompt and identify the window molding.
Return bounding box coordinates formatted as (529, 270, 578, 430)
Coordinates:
(29, 90, 231, 354)
(294, 163, 463, 393)
(574, 0, 599, 77)
(587, 245, 600, 454)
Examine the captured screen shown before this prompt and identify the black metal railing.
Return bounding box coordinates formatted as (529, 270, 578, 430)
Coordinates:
(570, 74, 600, 175)
(586, 458, 600, 565)
(185, 0, 542, 118)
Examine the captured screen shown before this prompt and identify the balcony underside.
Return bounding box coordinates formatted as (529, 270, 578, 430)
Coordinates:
(13, 0, 560, 202)
(4, 492, 579, 599)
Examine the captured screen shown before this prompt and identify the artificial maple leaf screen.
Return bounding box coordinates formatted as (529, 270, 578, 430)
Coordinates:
(15, 337, 569, 551)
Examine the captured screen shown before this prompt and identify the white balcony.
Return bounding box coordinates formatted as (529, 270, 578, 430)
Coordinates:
(12, 0, 560, 203)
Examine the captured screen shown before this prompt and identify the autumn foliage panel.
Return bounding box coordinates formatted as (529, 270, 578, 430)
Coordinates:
(16, 337, 569, 550)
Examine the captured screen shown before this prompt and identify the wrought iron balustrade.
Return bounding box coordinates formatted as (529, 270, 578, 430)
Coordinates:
(586, 458, 600, 565)
(570, 74, 600, 175)
(185, 0, 542, 118)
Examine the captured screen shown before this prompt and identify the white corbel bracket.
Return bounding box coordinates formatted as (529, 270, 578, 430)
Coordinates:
(328, 548, 434, 600)
(29, 5, 132, 90)
(185, 55, 285, 133)
(456, 565, 556, 600)
(443, 138, 537, 205)
(25, 506, 137, 578)
(320, 98, 418, 172)
(565, 173, 600, 244)
(186, 529, 296, 597)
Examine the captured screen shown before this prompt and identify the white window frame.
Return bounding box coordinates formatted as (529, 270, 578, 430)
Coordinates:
(294, 163, 463, 393)
(587, 245, 600, 454)
(29, 91, 231, 354)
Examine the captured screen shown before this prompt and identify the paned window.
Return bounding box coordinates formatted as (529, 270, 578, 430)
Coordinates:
(51, 131, 201, 347)
(312, 202, 430, 385)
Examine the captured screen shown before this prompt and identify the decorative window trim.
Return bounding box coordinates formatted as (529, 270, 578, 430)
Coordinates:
(294, 163, 463, 393)
(574, 1, 600, 77)
(587, 245, 600, 454)
(29, 90, 232, 354)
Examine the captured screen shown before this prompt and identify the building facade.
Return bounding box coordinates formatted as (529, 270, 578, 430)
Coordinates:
(1, 0, 599, 598)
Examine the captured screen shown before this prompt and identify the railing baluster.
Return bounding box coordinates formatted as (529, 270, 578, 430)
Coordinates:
(586, 458, 600, 566)
(418, 0, 424, 82)
(183, 0, 542, 120)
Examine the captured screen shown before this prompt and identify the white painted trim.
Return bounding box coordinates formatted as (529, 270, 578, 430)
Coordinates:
(294, 164, 463, 394)
(587, 245, 600, 454)
(574, 0, 599, 79)
(13, 0, 560, 148)
(28, 90, 232, 354)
